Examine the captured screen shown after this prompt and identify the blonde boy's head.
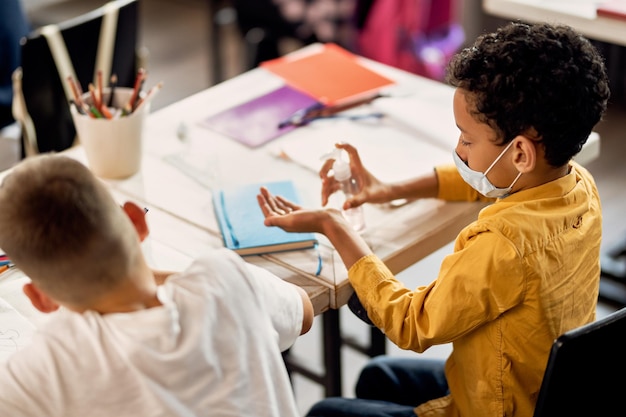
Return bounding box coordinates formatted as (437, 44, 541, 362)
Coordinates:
(0, 154, 143, 306)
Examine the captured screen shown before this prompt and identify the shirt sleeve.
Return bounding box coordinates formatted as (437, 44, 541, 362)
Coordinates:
(243, 262, 304, 352)
(348, 230, 525, 352)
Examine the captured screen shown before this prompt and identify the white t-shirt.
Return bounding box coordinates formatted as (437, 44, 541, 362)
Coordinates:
(0, 248, 304, 417)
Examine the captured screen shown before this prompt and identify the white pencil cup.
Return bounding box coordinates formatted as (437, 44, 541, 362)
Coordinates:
(70, 87, 150, 179)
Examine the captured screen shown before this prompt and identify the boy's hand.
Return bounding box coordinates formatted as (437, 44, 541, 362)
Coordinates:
(258, 185, 374, 271)
(257, 186, 338, 234)
(320, 142, 391, 208)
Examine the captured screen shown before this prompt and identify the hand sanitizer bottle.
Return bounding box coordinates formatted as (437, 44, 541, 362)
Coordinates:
(323, 149, 366, 232)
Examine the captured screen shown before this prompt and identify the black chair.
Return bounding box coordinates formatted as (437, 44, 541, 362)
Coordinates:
(12, 0, 143, 156)
(207, 0, 312, 85)
(208, 0, 361, 85)
(598, 233, 626, 307)
(230, 0, 316, 69)
(533, 307, 626, 416)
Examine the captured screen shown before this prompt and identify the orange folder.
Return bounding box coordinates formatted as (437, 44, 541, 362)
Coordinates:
(261, 43, 395, 106)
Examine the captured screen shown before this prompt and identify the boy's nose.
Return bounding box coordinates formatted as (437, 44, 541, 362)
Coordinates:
(455, 142, 468, 162)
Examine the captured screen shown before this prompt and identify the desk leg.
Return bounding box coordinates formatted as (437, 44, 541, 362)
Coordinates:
(322, 308, 343, 397)
(209, 0, 237, 85)
(342, 325, 387, 357)
(282, 309, 387, 398)
(282, 309, 343, 397)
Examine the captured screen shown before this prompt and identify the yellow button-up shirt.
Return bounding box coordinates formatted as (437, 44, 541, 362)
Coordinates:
(349, 162, 601, 417)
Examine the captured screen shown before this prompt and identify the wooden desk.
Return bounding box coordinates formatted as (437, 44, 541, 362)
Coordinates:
(483, 0, 626, 46)
(84, 47, 486, 312)
(2, 45, 487, 396)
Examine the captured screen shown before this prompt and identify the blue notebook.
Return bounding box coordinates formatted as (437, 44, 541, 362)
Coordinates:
(212, 180, 318, 256)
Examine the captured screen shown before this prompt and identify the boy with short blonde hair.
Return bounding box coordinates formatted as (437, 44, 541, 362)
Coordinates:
(0, 154, 313, 417)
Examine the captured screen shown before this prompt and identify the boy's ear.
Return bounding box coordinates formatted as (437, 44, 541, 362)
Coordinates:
(23, 282, 60, 313)
(511, 135, 537, 174)
(123, 201, 149, 242)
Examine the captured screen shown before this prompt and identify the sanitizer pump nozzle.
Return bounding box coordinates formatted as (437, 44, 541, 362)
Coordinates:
(322, 148, 366, 232)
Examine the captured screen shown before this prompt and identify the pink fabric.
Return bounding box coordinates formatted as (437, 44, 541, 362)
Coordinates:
(356, 0, 461, 80)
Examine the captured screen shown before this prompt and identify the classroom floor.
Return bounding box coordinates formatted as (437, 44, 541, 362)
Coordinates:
(17, 0, 626, 413)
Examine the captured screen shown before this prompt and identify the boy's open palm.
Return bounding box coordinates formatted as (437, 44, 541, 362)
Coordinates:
(257, 186, 336, 234)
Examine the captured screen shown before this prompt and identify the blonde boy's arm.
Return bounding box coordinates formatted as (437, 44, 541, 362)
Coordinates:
(292, 285, 314, 334)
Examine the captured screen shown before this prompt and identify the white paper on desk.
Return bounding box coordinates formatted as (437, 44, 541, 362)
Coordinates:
(502, 0, 596, 19)
(370, 96, 460, 152)
(0, 297, 35, 362)
(269, 117, 453, 183)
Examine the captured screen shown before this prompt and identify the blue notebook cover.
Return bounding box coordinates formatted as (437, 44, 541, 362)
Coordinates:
(212, 180, 318, 256)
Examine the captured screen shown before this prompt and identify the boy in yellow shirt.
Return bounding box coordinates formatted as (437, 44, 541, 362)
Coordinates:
(257, 21, 609, 417)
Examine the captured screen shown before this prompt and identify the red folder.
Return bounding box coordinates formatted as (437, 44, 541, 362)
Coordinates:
(261, 43, 395, 106)
(597, 0, 626, 19)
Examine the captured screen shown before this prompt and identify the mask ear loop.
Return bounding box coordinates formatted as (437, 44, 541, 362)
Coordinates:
(483, 140, 516, 176)
(507, 171, 523, 191)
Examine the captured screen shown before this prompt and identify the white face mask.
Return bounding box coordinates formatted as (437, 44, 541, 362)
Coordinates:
(453, 140, 522, 198)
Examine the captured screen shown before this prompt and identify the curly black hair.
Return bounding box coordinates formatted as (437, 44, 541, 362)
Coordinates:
(446, 22, 610, 167)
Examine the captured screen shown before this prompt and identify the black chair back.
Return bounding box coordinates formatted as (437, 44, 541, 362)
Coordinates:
(18, 0, 140, 154)
(533, 307, 626, 416)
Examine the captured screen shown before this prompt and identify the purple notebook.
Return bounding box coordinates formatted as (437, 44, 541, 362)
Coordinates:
(201, 85, 320, 148)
